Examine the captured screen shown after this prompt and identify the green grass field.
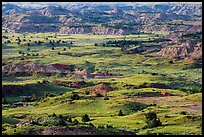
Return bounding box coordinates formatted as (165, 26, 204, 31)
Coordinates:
(2, 32, 202, 135)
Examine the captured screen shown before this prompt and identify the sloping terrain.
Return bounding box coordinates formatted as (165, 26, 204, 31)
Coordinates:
(2, 2, 202, 135)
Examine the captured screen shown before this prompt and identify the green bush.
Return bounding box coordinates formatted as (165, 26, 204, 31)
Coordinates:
(73, 119, 79, 125)
(70, 93, 80, 100)
(118, 110, 124, 116)
(82, 114, 90, 122)
(104, 96, 109, 100)
(85, 90, 90, 95)
(96, 93, 103, 97)
(180, 111, 187, 115)
(68, 117, 72, 123)
(145, 112, 162, 128)
(51, 113, 56, 117)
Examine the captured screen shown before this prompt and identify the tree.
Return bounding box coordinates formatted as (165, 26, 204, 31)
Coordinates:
(70, 92, 80, 100)
(118, 110, 124, 116)
(52, 113, 57, 117)
(96, 93, 103, 97)
(82, 114, 90, 122)
(73, 119, 79, 125)
(145, 112, 162, 128)
(69, 64, 75, 71)
(59, 114, 63, 119)
(85, 90, 89, 95)
(169, 60, 173, 64)
(7, 40, 11, 43)
(68, 117, 72, 123)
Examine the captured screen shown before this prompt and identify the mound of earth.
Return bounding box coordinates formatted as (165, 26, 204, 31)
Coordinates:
(90, 83, 113, 94)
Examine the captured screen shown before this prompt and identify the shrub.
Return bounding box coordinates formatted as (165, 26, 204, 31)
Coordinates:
(73, 119, 79, 125)
(70, 93, 80, 100)
(118, 110, 124, 116)
(169, 60, 173, 64)
(98, 125, 105, 128)
(52, 113, 57, 117)
(180, 111, 187, 115)
(106, 124, 113, 128)
(96, 93, 103, 97)
(145, 112, 162, 128)
(42, 80, 49, 84)
(82, 114, 90, 122)
(59, 114, 63, 119)
(146, 118, 162, 128)
(85, 90, 89, 95)
(104, 96, 109, 100)
(68, 117, 72, 123)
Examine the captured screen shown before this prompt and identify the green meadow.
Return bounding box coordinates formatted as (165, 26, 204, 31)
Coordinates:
(2, 32, 202, 135)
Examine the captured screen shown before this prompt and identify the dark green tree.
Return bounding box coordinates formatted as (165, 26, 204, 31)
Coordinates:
(52, 113, 57, 117)
(68, 117, 72, 123)
(70, 92, 80, 100)
(73, 119, 79, 125)
(118, 110, 124, 116)
(82, 114, 90, 122)
(145, 112, 162, 128)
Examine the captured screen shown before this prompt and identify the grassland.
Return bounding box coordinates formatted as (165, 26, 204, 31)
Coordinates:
(2, 32, 202, 135)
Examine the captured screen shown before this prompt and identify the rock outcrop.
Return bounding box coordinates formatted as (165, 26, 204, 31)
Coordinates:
(2, 63, 72, 76)
(155, 42, 202, 58)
